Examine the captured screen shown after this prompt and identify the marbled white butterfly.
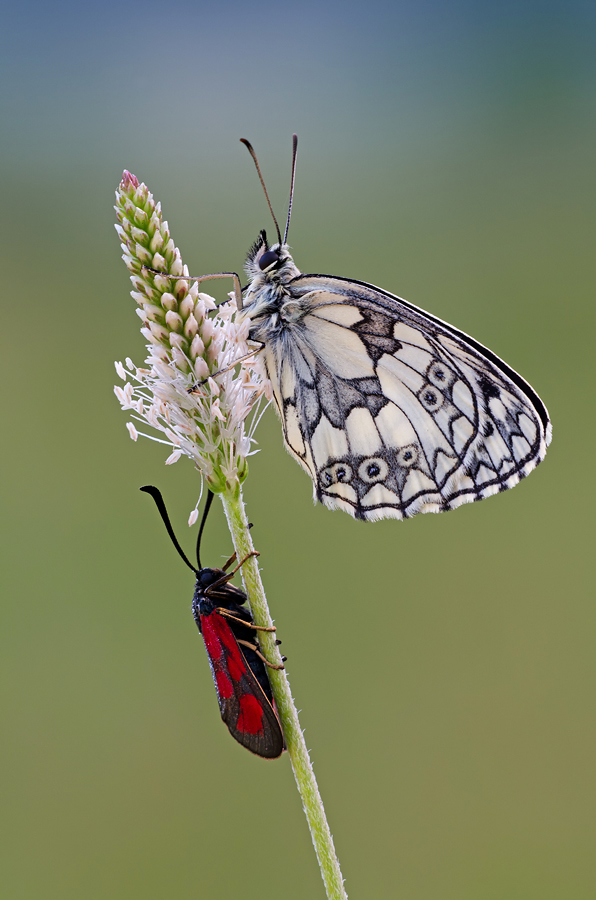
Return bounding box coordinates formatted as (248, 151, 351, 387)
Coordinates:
(236, 136, 552, 522)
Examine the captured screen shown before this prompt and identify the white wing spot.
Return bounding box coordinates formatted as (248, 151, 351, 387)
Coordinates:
(302, 316, 375, 379)
(393, 322, 433, 350)
(452, 416, 475, 454)
(361, 483, 401, 507)
(375, 403, 419, 447)
(402, 470, 438, 502)
(394, 343, 433, 375)
(518, 413, 537, 444)
(311, 415, 349, 468)
(345, 407, 383, 456)
(451, 380, 475, 417)
(323, 482, 358, 503)
(310, 302, 363, 326)
(284, 404, 306, 456)
(378, 353, 425, 398)
(280, 357, 297, 400)
(476, 464, 497, 486)
(511, 434, 531, 460)
(434, 450, 458, 482)
(488, 396, 508, 422)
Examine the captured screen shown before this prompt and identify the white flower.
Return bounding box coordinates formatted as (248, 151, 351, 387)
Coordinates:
(114, 171, 267, 502)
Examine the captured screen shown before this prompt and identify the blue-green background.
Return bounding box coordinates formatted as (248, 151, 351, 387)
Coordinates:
(1, 2, 594, 897)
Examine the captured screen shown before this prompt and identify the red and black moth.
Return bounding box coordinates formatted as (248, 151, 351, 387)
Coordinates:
(141, 486, 285, 759)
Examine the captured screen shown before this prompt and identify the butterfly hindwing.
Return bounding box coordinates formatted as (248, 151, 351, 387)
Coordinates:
(246, 268, 551, 522)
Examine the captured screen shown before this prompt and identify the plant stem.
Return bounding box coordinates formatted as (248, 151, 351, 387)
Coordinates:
(220, 487, 348, 900)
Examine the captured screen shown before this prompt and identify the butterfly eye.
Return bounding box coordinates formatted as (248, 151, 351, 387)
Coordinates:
(258, 249, 280, 271)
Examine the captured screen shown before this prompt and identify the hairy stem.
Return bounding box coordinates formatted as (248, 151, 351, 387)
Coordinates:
(220, 487, 348, 900)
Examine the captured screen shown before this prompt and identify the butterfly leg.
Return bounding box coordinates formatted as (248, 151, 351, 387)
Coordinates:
(236, 639, 286, 670)
(187, 341, 265, 392)
(141, 267, 242, 307)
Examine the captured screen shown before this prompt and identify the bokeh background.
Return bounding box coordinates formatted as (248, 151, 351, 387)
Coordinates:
(1, 1, 594, 898)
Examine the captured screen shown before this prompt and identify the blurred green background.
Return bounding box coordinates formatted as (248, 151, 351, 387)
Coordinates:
(1, 1, 594, 898)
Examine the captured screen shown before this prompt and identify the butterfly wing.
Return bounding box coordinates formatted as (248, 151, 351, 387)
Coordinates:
(255, 274, 551, 522)
(200, 610, 284, 758)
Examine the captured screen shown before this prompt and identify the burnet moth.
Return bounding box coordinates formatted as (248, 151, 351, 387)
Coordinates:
(141, 485, 285, 759)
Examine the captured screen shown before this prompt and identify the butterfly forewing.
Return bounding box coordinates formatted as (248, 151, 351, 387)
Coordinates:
(243, 261, 551, 522)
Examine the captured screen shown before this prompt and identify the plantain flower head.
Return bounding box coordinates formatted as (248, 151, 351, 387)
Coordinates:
(114, 171, 266, 501)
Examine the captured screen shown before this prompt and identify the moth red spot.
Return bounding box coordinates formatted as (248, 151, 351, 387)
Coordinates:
(237, 694, 264, 735)
(218, 622, 239, 652)
(215, 669, 233, 699)
(202, 618, 223, 659)
(227, 652, 245, 682)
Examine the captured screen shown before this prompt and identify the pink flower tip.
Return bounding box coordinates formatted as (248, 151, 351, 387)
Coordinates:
(121, 170, 140, 190)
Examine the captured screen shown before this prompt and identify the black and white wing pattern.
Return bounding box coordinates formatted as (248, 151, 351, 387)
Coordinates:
(242, 236, 551, 522)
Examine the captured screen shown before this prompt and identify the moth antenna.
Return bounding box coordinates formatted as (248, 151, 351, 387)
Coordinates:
(283, 134, 298, 246)
(195, 490, 215, 570)
(240, 138, 282, 246)
(140, 485, 198, 574)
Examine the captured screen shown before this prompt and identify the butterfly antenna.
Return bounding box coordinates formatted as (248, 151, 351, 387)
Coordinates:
(140, 485, 198, 574)
(240, 138, 283, 246)
(283, 134, 298, 246)
(195, 489, 215, 571)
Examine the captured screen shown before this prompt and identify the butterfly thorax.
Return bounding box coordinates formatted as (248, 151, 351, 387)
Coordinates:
(240, 231, 305, 340)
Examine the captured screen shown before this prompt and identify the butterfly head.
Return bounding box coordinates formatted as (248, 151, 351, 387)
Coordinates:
(244, 230, 300, 285)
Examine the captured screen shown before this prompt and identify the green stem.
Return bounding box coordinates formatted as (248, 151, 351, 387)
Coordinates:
(220, 487, 348, 900)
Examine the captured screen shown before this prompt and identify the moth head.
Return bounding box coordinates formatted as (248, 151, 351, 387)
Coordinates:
(196, 566, 226, 589)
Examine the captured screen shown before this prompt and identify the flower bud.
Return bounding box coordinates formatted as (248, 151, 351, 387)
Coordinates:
(135, 243, 153, 265)
(179, 295, 194, 319)
(150, 231, 164, 253)
(165, 310, 183, 332)
(161, 293, 177, 311)
(194, 357, 210, 380)
(149, 321, 169, 342)
(133, 207, 148, 227)
(190, 334, 205, 359)
(169, 332, 186, 350)
(131, 226, 148, 245)
(184, 313, 199, 339)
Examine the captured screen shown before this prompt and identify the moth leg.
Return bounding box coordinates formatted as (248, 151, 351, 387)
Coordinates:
(237, 639, 285, 670)
(225, 551, 260, 579)
(141, 267, 242, 308)
(221, 551, 238, 572)
(215, 608, 276, 632)
(207, 551, 260, 590)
